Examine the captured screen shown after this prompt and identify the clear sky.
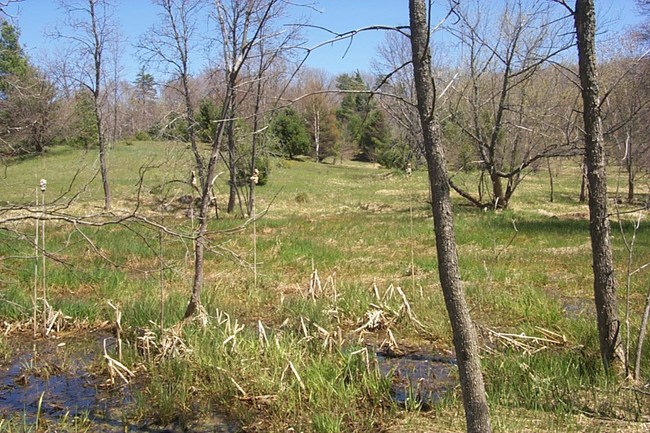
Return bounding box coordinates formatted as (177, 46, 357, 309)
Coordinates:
(3, 0, 646, 82)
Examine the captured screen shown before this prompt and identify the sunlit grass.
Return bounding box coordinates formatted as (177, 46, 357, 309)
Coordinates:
(1, 143, 649, 432)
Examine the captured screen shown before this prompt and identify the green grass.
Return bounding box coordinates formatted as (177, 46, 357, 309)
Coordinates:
(1, 143, 649, 432)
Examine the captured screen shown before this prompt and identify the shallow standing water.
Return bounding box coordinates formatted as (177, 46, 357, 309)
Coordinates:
(0, 333, 239, 432)
(375, 350, 458, 409)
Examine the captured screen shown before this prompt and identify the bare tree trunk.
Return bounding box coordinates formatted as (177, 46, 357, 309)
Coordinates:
(547, 158, 555, 203)
(247, 63, 264, 216)
(626, 149, 634, 203)
(409, 1, 491, 432)
(184, 85, 232, 318)
(579, 158, 587, 202)
(88, 0, 111, 211)
(226, 118, 237, 214)
(314, 110, 320, 162)
(635, 284, 650, 380)
(490, 171, 505, 209)
(184, 0, 287, 318)
(97, 121, 111, 210)
(575, 0, 623, 371)
(185, 224, 206, 318)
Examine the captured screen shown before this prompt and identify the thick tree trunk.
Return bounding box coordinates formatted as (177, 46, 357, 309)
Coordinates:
(490, 171, 506, 209)
(409, 1, 491, 432)
(575, 0, 623, 371)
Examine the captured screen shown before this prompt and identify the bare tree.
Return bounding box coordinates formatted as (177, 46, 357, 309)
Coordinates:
(0, 68, 57, 156)
(184, 0, 289, 318)
(230, 9, 301, 216)
(293, 68, 339, 163)
(0, 0, 22, 15)
(447, 0, 576, 209)
(409, 1, 491, 432)
(213, 1, 295, 215)
(373, 32, 425, 169)
(600, 48, 650, 204)
(139, 0, 206, 190)
(54, 0, 118, 211)
(569, 0, 624, 371)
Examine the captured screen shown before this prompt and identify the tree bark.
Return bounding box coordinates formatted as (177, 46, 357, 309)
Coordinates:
(409, 1, 491, 432)
(574, 0, 623, 371)
(626, 146, 634, 203)
(547, 158, 555, 203)
(314, 110, 320, 162)
(579, 158, 587, 202)
(226, 117, 237, 214)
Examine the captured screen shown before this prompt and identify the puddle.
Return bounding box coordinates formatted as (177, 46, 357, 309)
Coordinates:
(0, 352, 109, 419)
(375, 350, 457, 410)
(0, 335, 132, 431)
(0, 334, 240, 432)
(561, 297, 595, 318)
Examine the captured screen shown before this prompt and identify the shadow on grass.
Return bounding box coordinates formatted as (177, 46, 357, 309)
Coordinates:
(514, 217, 589, 237)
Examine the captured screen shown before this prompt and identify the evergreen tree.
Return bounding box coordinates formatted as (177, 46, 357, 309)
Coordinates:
(313, 109, 340, 162)
(335, 71, 391, 162)
(0, 21, 57, 156)
(197, 98, 219, 143)
(272, 108, 311, 159)
(133, 66, 157, 103)
(359, 110, 390, 163)
(68, 90, 99, 149)
(0, 20, 28, 97)
(132, 66, 157, 139)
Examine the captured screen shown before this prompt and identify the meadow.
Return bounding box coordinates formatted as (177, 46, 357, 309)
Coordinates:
(0, 141, 649, 432)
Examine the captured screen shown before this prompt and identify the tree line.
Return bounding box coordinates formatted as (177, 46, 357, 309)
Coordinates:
(0, 1, 648, 213)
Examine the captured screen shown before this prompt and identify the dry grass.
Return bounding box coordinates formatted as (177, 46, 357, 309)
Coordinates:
(1, 146, 649, 432)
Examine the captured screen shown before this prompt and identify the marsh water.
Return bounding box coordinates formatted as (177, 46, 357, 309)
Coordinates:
(0, 333, 238, 432)
(1, 332, 457, 431)
(375, 349, 458, 409)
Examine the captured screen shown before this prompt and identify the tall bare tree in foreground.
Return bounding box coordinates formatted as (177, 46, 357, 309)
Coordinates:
(570, 0, 623, 370)
(184, 0, 286, 318)
(56, 0, 116, 211)
(409, 0, 491, 431)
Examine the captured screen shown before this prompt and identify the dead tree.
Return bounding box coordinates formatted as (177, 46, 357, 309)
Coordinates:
(447, 0, 576, 209)
(55, 0, 117, 211)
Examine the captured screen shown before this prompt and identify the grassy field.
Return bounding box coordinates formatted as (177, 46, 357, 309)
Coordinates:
(0, 142, 649, 432)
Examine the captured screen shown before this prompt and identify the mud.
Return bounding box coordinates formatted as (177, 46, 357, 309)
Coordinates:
(375, 349, 458, 410)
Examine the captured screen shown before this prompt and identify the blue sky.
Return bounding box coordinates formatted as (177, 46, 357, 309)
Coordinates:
(4, 0, 646, 82)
